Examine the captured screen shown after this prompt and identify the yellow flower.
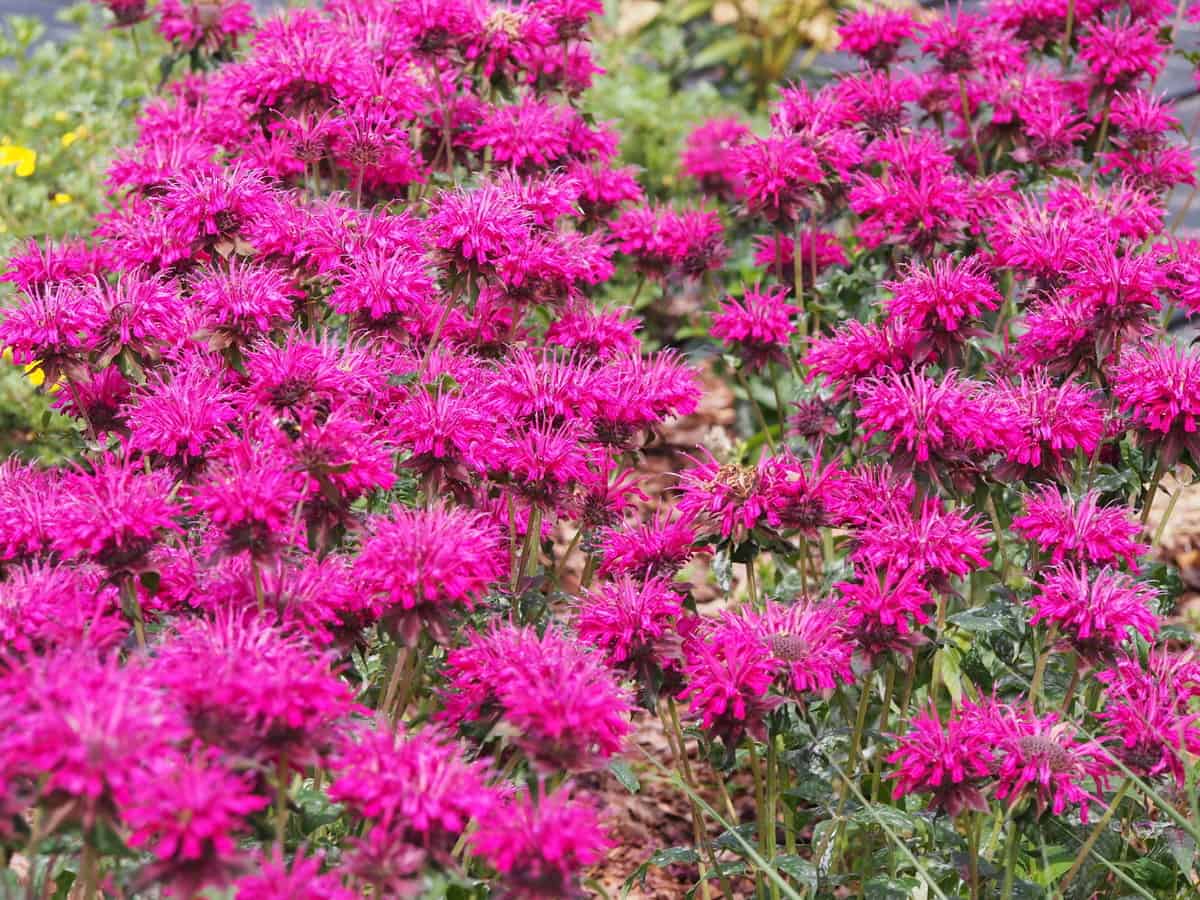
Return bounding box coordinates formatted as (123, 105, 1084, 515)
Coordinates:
(61, 125, 88, 148)
(52, 193, 72, 205)
(1, 349, 46, 388)
(53, 111, 69, 123)
(0, 144, 36, 177)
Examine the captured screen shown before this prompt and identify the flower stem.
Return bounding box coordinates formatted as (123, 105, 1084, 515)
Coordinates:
(1001, 820, 1020, 900)
(276, 752, 290, 846)
(737, 369, 775, 453)
(1059, 777, 1132, 893)
(80, 838, 99, 900)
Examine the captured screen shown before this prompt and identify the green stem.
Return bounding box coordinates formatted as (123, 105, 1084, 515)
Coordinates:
(737, 369, 775, 453)
(745, 559, 761, 609)
(276, 752, 290, 845)
(929, 592, 949, 705)
(870, 662, 897, 802)
(1140, 455, 1168, 527)
(1001, 820, 1020, 900)
(80, 838, 99, 900)
(1029, 624, 1058, 710)
(1151, 480, 1182, 548)
(958, 75, 986, 174)
(1060, 778, 1133, 894)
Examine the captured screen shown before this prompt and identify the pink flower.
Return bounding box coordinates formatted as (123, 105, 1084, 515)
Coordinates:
(234, 847, 354, 900)
(1012, 488, 1146, 569)
(124, 357, 238, 463)
(0, 652, 185, 831)
(988, 704, 1113, 822)
(153, 610, 357, 766)
(158, 0, 255, 52)
(711, 285, 797, 370)
(575, 575, 684, 671)
(354, 504, 506, 644)
(441, 625, 633, 772)
(0, 283, 103, 381)
(733, 134, 823, 223)
(985, 374, 1107, 480)
(192, 260, 300, 347)
(883, 256, 1001, 343)
(1096, 650, 1200, 785)
(855, 369, 997, 470)
(124, 751, 267, 898)
(837, 566, 934, 662)
(1078, 17, 1166, 89)
(428, 182, 533, 277)
(1113, 342, 1200, 465)
(678, 623, 782, 748)
(676, 450, 774, 541)
(330, 723, 496, 859)
(838, 8, 916, 66)
(598, 511, 698, 580)
(1030, 565, 1159, 653)
(190, 440, 304, 560)
(0, 564, 127, 657)
(52, 455, 180, 573)
(887, 702, 994, 816)
(716, 600, 855, 696)
(805, 318, 926, 398)
(852, 499, 990, 590)
(682, 117, 751, 196)
(471, 786, 611, 899)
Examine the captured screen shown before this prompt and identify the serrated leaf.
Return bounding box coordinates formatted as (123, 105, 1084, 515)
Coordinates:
(609, 759, 641, 794)
(649, 846, 700, 866)
(948, 603, 1013, 634)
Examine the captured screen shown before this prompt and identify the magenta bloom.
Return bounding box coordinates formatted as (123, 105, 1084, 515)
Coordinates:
(1113, 342, 1200, 465)
(676, 450, 774, 541)
(192, 260, 300, 348)
(234, 847, 354, 900)
(471, 786, 611, 900)
(678, 624, 782, 747)
(989, 705, 1113, 822)
(190, 441, 304, 561)
(714, 600, 855, 696)
(124, 751, 267, 898)
(124, 359, 238, 463)
(0, 652, 185, 831)
(1078, 17, 1166, 89)
(0, 282, 104, 382)
(52, 455, 179, 573)
(682, 117, 751, 196)
(158, 0, 255, 52)
(330, 723, 496, 859)
(883, 256, 1001, 347)
(441, 625, 633, 772)
(711, 285, 797, 370)
(733, 133, 823, 223)
(152, 610, 357, 766)
(1013, 488, 1146, 569)
(837, 566, 934, 662)
(429, 182, 533, 276)
(598, 511, 698, 580)
(354, 504, 505, 644)
(575, 576, 684, 672)
(1096, 650, 1200, 785)
(838, 7, 915, 66)
(887, 702, 994, 816)
(855, 369, 997, 470)
(986, 374, 1107, 480)
(853, 499, 990, 589)
(0, 564, 127, 657)
(1030, 565, 1159, 654)
(806, 318, 925, 398)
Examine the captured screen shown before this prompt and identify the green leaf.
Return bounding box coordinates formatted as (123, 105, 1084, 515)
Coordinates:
(948, 603, 1014, 634)
(649, 846, 700, 866)
(691, 35, 751, 70)
(609, 759, 641, 794)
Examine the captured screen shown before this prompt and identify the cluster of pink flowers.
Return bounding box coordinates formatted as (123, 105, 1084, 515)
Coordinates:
(4, 0, 1200, 891)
